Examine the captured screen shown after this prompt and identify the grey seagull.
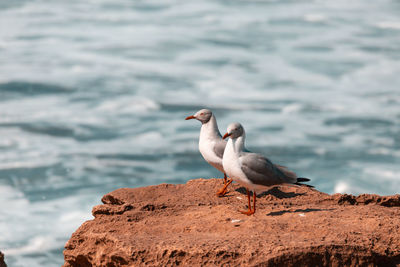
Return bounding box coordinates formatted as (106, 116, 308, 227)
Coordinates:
(185, 109, 232, 196)
(222, 122, 311, 215)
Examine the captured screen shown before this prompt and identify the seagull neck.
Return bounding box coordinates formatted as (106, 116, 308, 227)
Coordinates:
(231, 134, 246, 153)
(200, 115, 221, 139)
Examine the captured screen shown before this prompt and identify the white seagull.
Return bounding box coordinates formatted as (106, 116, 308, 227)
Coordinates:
(185, 109, 232, 196)
(222, 122, 311, 215)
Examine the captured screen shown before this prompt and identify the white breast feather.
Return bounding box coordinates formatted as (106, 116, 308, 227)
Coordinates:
(223, 140, 250, 187)
(198, 127, 224, 173)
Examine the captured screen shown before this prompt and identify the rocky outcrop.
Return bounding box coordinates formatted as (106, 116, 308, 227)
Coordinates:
(0, 251, 6, 267)
(63, 178, 400, 266)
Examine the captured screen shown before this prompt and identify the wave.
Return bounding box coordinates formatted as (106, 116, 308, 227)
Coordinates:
(160, 102, 280, 113)
(96, 153, 163, 162)
(95, 96, 160, 114)
(324, 117, 394, 127)
(0, 81, 73, 96)
(376, 21, 400, 30)
(0, 122, 119, 141)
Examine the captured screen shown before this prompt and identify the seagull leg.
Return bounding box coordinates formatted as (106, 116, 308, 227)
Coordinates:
(216, 174, 232, 197)
(240, 189, 255, 215)
(253, 191, 256, 214)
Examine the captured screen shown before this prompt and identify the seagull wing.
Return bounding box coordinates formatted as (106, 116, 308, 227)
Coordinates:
(275, 164, 297, 179)
(240, 152, 296, 186)
(213, 139, 227, 159)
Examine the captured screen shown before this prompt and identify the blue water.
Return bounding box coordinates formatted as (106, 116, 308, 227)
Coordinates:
(1, 0, 400, 266)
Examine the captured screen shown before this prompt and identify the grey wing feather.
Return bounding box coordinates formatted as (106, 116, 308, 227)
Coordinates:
(275, 164, 297, 179)
(213, 139, 227, 159)
(240, 153, 296, 186)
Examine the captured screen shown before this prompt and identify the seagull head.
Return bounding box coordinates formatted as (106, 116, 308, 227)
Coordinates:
(185, 109, 213, 124)
(223, 122, 244, 139)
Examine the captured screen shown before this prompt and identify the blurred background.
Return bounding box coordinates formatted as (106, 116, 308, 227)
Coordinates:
(0, 0, 399, 266)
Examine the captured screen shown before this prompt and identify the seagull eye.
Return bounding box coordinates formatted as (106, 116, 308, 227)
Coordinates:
(200, 113, 204, 115)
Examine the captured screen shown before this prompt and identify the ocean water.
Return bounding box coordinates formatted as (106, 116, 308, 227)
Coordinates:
(0, 0, 400, 266)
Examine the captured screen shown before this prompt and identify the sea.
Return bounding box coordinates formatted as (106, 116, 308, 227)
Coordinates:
(0, 0, 399, 266)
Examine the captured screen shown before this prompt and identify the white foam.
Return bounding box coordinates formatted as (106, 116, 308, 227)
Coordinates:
(0, 184, 97, 265)
(4, 236, 56, 256)
(371, 137, 395, 146)
(334, 181, 350, 194)
(282, 103, 302, 114)
(368, 148, 391, 156)
(314, 147, 326, 156)
(96, 96, 160, 113)
(377, 21, 400, 30)
(364, 168, 398, 180)
(59, 210, 90, 223)
(71, 65, 86, 73)
(304, 14, 326, 22)
(133, 131, 163, 146)
(0, 160, 57, 170)
(0, 185, 28, 206)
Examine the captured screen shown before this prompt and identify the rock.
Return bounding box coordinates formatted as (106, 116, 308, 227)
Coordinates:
(63, 178, 400, 266)
(0, 251, 6, 267)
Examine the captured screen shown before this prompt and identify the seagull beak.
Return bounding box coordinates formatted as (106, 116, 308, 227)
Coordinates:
(223, 133, 231, 139)
(185, 115, 196, 120)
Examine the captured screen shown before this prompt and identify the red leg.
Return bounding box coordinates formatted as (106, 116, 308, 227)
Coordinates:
(253, 191, 256, 214)
(240, 189, 255, 215)
(216, 177, 232, 197)
(223, 173, 227, 184)
(247, 189, 251, 208)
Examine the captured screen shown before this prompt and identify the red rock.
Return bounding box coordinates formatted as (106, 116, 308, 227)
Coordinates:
(63, 178, 400, 266)
(0, 251, 6, 267)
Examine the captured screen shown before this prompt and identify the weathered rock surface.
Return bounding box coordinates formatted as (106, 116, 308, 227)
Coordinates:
(0, 251, 6, 267)
(63, 178, 400, 267)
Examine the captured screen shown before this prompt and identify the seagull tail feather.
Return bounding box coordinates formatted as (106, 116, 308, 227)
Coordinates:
(295, 177, 314, 188)
(297, 177, 310, 182)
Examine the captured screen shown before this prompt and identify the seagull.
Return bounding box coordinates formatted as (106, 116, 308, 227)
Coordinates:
(185, 109, 232, 197)
(222, 122, 311, 215)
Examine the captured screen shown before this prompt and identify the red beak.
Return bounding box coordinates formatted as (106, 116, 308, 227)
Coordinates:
(223, 133, 231, 139)
(185, 115, 196, 120)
